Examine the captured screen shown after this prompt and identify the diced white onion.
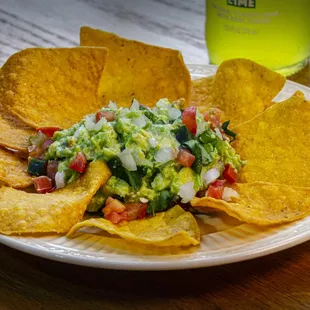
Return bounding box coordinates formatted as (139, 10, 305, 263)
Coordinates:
(131, 150, 145, 165)
(148, 137, 157, 147)
(130, 98, 140, 110)
(156, 98, 170, 109)
(118, 149, 137, 171)
(222, 187, 240, 202)
(108, 101, 117, 110)
(55, 172, 65, 189)
(74, 126, 84, 138)
(131, 115, 146, 127)
(154, 147, 176, 163)
(94, 117, 107, 131)
(139, 197, 149, 203)
(168, 107, 181, 121)
(214, 128, 223, 140)
(203, 168, 220, 185)
(85, 115, 96, 130)
(178, 182, 196, 203)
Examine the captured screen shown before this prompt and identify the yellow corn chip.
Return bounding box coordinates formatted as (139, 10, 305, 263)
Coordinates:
(191, 182, 310, 225)
(0, 147, 33, 188)
(0, 103, 34, 151)
(234, 91, 310, 186)
(0, 161, 111, 235)
(191, 76, 214, 113)
(0, 47, 109, 129)
(0, 67, 34, 151)
(210, 59, 286, 126)
(80, 26, 191, 108)
(68, 232, 198, 255)
(67, 205, 200, 247)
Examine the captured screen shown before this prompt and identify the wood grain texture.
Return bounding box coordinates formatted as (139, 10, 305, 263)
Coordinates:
(0, 0, 208, 65)
(0, 1, 309, 309)
(1, 242, 310, 310)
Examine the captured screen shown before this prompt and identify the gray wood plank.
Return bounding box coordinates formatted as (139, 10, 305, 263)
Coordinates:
(0, 0, 208, 65)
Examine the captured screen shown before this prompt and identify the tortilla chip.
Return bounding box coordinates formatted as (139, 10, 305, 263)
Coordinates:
(209, 59, 286, 126)
(191, 182, 310, 225)
(0, 147, 33, 188)
(67, 205, 200, 247)
(0, 161, 111, 235)
(234, 91, 310, 186)
(0, 103, 34, 151)
(69, 232, 198, 255)
(0, 67, 34, 151)
(0, 47, 109, 128)
(191, 76, 214, 113)
(80, 26, 191, 108)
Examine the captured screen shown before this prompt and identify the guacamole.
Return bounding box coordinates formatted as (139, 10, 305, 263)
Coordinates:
(28, 99, 244, 219)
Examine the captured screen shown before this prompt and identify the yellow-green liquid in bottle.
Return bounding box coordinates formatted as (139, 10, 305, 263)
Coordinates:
(206, 0, 310, 76)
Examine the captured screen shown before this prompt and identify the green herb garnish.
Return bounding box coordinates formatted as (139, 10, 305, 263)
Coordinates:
(222, 120, 237, 142)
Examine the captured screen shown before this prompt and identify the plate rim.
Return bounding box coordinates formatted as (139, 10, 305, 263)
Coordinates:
(1, 63, 310, 270)
(1, 219, 310, 270)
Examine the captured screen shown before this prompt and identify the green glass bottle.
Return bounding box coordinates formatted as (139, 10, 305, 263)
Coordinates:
(206, 0, 310, 76)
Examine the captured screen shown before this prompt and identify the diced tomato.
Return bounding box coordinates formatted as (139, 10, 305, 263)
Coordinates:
(106, 212, 120, 224)
(124, 203, 148, 220)
(103, 197, 126, 217)
(33, 176, 53, 194)
(182, 106, 197, 135)
(138, 206, 147, 219)
(106, 196, 114, 206)
(69, 152, 87, 173)
(106, 211, 128, 224)
(36, 127, 61, 137)
(206, 179, 226, 199)
(203, 108, 222, 129)
(96, 111, 115, 122)
(103, 200, 147, 223)
(176, 149, 196, 167)
(212, 180, 226, 187)
(223, 164, 237, 183)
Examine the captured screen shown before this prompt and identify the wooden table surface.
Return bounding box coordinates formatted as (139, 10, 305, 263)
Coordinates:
(0, 1, 309, 309)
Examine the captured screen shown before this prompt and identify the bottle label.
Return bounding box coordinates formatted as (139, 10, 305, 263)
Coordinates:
(227, 0, 255, 8)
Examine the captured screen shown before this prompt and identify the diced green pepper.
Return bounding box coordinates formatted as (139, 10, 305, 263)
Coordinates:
(173, 125, 193, 143)
(27, 158, 47, 176)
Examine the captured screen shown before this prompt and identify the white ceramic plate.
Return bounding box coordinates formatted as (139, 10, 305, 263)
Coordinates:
(1, 64, 310, 271)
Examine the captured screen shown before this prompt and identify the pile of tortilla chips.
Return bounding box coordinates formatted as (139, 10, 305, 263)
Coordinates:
(0, 26, 309, 250)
